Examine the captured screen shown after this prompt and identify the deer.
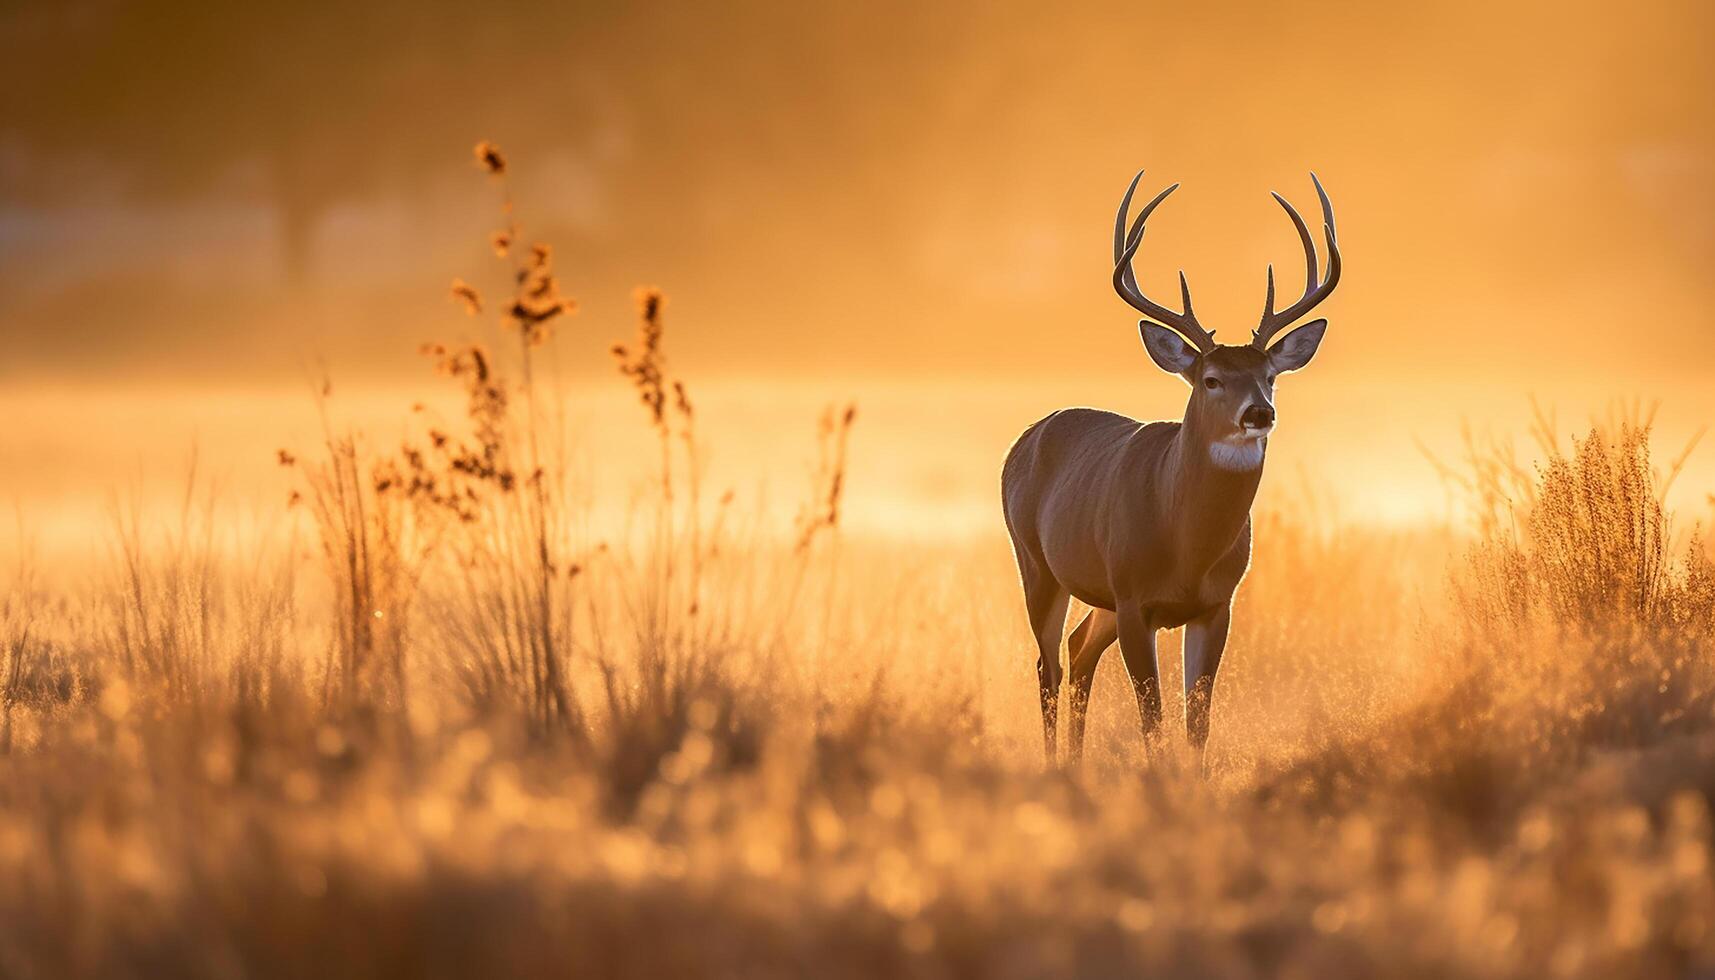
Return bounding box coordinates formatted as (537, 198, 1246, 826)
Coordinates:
(1001, 170, 1341, 766)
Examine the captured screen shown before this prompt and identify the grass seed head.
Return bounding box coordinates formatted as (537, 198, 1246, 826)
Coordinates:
(474, 140, 507, 175)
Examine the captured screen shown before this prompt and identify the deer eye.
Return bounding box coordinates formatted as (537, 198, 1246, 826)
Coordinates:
(1202, 377, 1222, 390)
(1265, 373, 1277, 384)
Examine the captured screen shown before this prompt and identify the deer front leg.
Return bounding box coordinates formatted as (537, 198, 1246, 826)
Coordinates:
(1183, 604, 1231, 758)
(1115, 602, 1163, 748)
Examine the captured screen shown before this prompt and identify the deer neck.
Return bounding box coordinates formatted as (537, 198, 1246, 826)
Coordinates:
(1163, 403, 1264, 561)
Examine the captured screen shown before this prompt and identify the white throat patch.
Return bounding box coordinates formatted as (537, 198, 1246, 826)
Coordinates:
(1209, 438, 1265, 471)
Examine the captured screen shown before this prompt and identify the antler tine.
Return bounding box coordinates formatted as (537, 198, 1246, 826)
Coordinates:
(1253, 173, 1342, 349)
(1312, 170, 1337, 239)
(1177, 271, 1199, 326)
(1112, 171, 1146, 268)
(1271, 191, 1318, 297)
(1114, 175, 1179, 295)
(1111, 172, 1215, 352)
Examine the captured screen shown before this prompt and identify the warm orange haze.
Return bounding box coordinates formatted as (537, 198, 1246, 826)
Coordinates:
(5, 0, 1715, 547)
(2, 2, 1715, 978)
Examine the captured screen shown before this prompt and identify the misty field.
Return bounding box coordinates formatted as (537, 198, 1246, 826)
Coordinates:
(4, 153, 1715, 980)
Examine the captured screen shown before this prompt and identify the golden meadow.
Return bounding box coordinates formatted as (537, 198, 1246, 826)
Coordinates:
(2, 147, 1713, 979)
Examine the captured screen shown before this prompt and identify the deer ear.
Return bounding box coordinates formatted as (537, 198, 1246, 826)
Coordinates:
(1266, 319, 1327, 373)
(1140, 321, 1198, 378)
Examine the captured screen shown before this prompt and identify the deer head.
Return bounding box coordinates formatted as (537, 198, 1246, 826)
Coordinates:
(1111, 171, 1341, 467)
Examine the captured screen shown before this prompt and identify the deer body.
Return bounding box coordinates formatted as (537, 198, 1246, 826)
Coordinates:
(1004, 409, 1256, 619)
(1004, 171, 1342, 765)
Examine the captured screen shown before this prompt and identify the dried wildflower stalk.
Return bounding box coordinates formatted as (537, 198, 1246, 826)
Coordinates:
(410, 142, 583, 739)
(609, 286, 713, 640)
(797, 403, 857, 553)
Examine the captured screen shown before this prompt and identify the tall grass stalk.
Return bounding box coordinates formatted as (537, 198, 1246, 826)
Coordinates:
(413, 143, 583, 740)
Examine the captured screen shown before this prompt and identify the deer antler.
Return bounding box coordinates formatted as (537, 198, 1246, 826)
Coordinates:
(1253, 173, 1340, 349)
(1112, 171, 1217, 353)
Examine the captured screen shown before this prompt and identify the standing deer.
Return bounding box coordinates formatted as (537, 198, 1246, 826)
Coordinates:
(1001, 170, 1341, 765)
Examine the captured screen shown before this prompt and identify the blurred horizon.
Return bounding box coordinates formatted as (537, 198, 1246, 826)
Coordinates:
(3, 0, 1713, 550)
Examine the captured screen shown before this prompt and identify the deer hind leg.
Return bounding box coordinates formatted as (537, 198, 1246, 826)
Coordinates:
(1065, 608, 1118, 764)
(1020, 565, 1071, 767)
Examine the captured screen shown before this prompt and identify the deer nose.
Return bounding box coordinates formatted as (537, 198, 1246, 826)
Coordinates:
(1241, 404, 1275, 429)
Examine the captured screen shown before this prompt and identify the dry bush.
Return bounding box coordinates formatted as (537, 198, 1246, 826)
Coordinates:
(1460, 419, 1712, 636)
(1263, 418, 1715, 833)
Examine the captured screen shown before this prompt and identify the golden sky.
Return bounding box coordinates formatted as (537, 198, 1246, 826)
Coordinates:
(2, 0, 1713, 551)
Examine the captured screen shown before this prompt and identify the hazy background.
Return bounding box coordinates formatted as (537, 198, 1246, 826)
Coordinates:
(3, 0, 1713, 554)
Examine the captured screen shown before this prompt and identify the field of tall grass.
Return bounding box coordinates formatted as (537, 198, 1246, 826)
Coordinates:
(2, 147, 1713, 978)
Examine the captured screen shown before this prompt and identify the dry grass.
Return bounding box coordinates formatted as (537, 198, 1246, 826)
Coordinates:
(0, 148, 1713, 978)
